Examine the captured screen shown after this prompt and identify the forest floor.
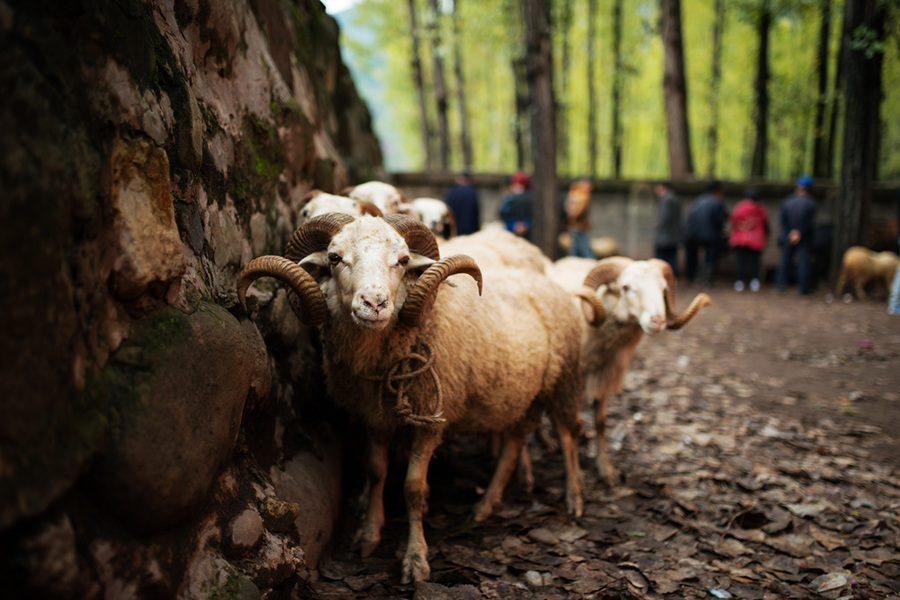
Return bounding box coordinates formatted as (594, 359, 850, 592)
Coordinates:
(300, 282, 900, 600)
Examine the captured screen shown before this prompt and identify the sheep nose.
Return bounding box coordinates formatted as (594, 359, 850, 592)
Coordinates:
(362, 293, 389, 312)
(650, 315, 666, 331)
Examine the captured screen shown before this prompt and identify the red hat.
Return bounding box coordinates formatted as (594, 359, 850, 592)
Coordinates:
(511, 171, 531, 188)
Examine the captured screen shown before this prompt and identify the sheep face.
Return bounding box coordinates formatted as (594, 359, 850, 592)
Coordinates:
(299, 192, 361, 224)
(299, 218, 435, 331)
(602, 262, 668, 335)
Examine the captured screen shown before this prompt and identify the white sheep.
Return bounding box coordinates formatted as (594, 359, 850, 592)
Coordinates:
(408, 197, 457, 240)
(238, 214, 589, 583)
(342, 181, 406, 215)
(439, 227, 552, 273)
(835, 246, 899, 301)
(297, 190, 383, 225)
(547, 256, 711, 486)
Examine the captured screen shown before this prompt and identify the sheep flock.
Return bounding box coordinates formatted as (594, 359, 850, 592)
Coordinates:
(238, 180, 712, 583)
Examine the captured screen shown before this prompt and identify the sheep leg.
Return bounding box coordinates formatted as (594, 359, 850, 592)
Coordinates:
(855, 278, 867, 300)
(594, 391, 618, 486)
(556, 423, 584, 518)
(474, 432, 525, 522)
(400, 429, 441, 584)
(353, 432, 389, 557)
(518, 443, 534, 493)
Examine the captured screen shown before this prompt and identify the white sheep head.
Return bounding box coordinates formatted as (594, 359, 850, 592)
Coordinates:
(582, 257, 711, 335)
(297, 190, 383, 225)
(343, 181, 406, 215)
(238, 214, 482, 330)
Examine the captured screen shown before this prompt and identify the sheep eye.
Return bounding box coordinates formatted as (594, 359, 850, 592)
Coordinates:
(398, 255, 410, 267)
(328, 252, 342, 266)
(621, 284, 631, 293)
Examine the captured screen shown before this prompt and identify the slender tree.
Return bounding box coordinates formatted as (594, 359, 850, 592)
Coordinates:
(812, 0, 833, 179)
(508, 0, 529, 170)
(706, 0, 724, 177)
(451, 0, 472, 170)
(557, 0, 572, 172)
(750, 0, 771, 178)
(408, 0, 434, 170)
(825, 17, 844, 181)
(522, 0, 558, 258)
(833, 0, 885, 282)
(611, 0, 624, 178)
(587, 0, 598, 177)
(660, 0, 693, 179)
(427, 0, 450, 170)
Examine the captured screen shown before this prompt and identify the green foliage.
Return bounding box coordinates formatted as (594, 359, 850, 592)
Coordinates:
(340, 0, 900, 181)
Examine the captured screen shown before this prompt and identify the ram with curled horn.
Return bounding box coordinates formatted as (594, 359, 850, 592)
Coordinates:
(237, 213, 588, 584)
(547, 255, 712, 486)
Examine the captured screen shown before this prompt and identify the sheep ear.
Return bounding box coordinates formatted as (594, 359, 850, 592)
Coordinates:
(299, 251, 331, 279)
(407, 254, 436, 275)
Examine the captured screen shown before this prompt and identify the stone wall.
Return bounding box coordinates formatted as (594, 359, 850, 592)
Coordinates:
(0, 0, 381, 597)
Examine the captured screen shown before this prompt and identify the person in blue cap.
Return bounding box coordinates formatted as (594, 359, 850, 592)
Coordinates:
(775, 175, 817, 295)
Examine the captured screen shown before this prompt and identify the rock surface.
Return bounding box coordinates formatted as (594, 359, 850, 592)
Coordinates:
(0, 0, 380, 597)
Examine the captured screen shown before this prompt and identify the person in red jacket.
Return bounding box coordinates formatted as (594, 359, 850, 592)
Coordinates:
(728, 188, 770, 292)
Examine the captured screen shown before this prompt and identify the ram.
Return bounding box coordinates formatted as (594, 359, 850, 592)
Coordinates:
(547, 256, 711, 486)
(409, 197, 457, 240)
(343, 180, 406, 215)
(238, 214, 593, 583)
(835, 246, 899, 301)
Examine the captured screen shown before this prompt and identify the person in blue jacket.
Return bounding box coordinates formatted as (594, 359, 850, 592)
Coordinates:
(443, 171, 481, 236)
(685, 180, 728, 286)
(775, 175, 817, 295)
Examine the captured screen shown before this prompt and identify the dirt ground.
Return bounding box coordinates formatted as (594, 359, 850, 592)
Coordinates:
(300, 284, 900, 600)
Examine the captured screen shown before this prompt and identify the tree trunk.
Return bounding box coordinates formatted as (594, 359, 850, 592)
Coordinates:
(611, 0, 623, 178)
(750, 0, 770, 178)
(451, 0, 472, 171)
(428, 0, 450, 171)
(557, 0, 572, 172)
(509, 0, 528, 171)
(408, 0, 434, 170)
(522, 0, 558, 258)
(812, 0, 832, 179)
(660, 0, 693, 180)
(833, 0, 885, 283)
(825, 21, 844, 181)
(587, 0, 597, 178)
(706, 0, 724, 177)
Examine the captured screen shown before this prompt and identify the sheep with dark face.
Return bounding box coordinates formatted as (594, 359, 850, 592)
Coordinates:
(238, 214, 587, 583)
(547, 256, 711, 486)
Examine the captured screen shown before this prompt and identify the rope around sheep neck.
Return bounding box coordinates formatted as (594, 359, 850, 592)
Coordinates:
(361, 341, 446, 427)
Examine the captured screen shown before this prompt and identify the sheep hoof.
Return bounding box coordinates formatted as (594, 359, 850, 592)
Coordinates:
(472, 499, 494, 522)
(596, 459, 618, 488)
(401, 551, 430, 583)
(353, 528, 381, 557)
(567, 493, 583, 519)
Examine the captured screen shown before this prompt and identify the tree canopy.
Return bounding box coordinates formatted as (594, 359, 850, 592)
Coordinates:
(338, 0, 900, 182)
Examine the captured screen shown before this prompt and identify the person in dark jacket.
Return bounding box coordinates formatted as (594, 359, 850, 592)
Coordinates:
(500, 171, 534, 241)
(443, 171, 481, 236)
(775, 175, 817, 295)
(654, 181, 683, 276)
(685, 180, 728, 286)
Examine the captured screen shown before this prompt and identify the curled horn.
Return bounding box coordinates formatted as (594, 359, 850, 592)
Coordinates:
(574, 286, 606, 326)
(384, 213, 441, 260)
(583, 256, 633, 291)
(357, 201, 384, 218)
(398, 254, 483, 327)
(648, 258, 712, 330)
(237, 256, 327, 326)
(284, 213, 356, 262)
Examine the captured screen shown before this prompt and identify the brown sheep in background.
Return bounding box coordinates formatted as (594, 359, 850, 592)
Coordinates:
(835, 246, 899, 301)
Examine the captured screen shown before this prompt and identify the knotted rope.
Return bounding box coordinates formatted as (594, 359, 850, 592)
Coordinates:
(361, 342, 446, 427)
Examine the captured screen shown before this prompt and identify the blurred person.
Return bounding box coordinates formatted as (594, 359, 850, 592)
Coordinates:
(500, 170, 534, 242)
(889, 189, 900, 314)
(653, 181, 683, 276)
(728, 188, 770, 292)
(443, 170, 481, 236)
(775, 175, 817, 295)
(685, 179, 728, 286)
(564, 179, 594, 258)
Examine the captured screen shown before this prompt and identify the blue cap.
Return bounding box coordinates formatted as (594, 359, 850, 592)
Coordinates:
(797, 174, 813, 188)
